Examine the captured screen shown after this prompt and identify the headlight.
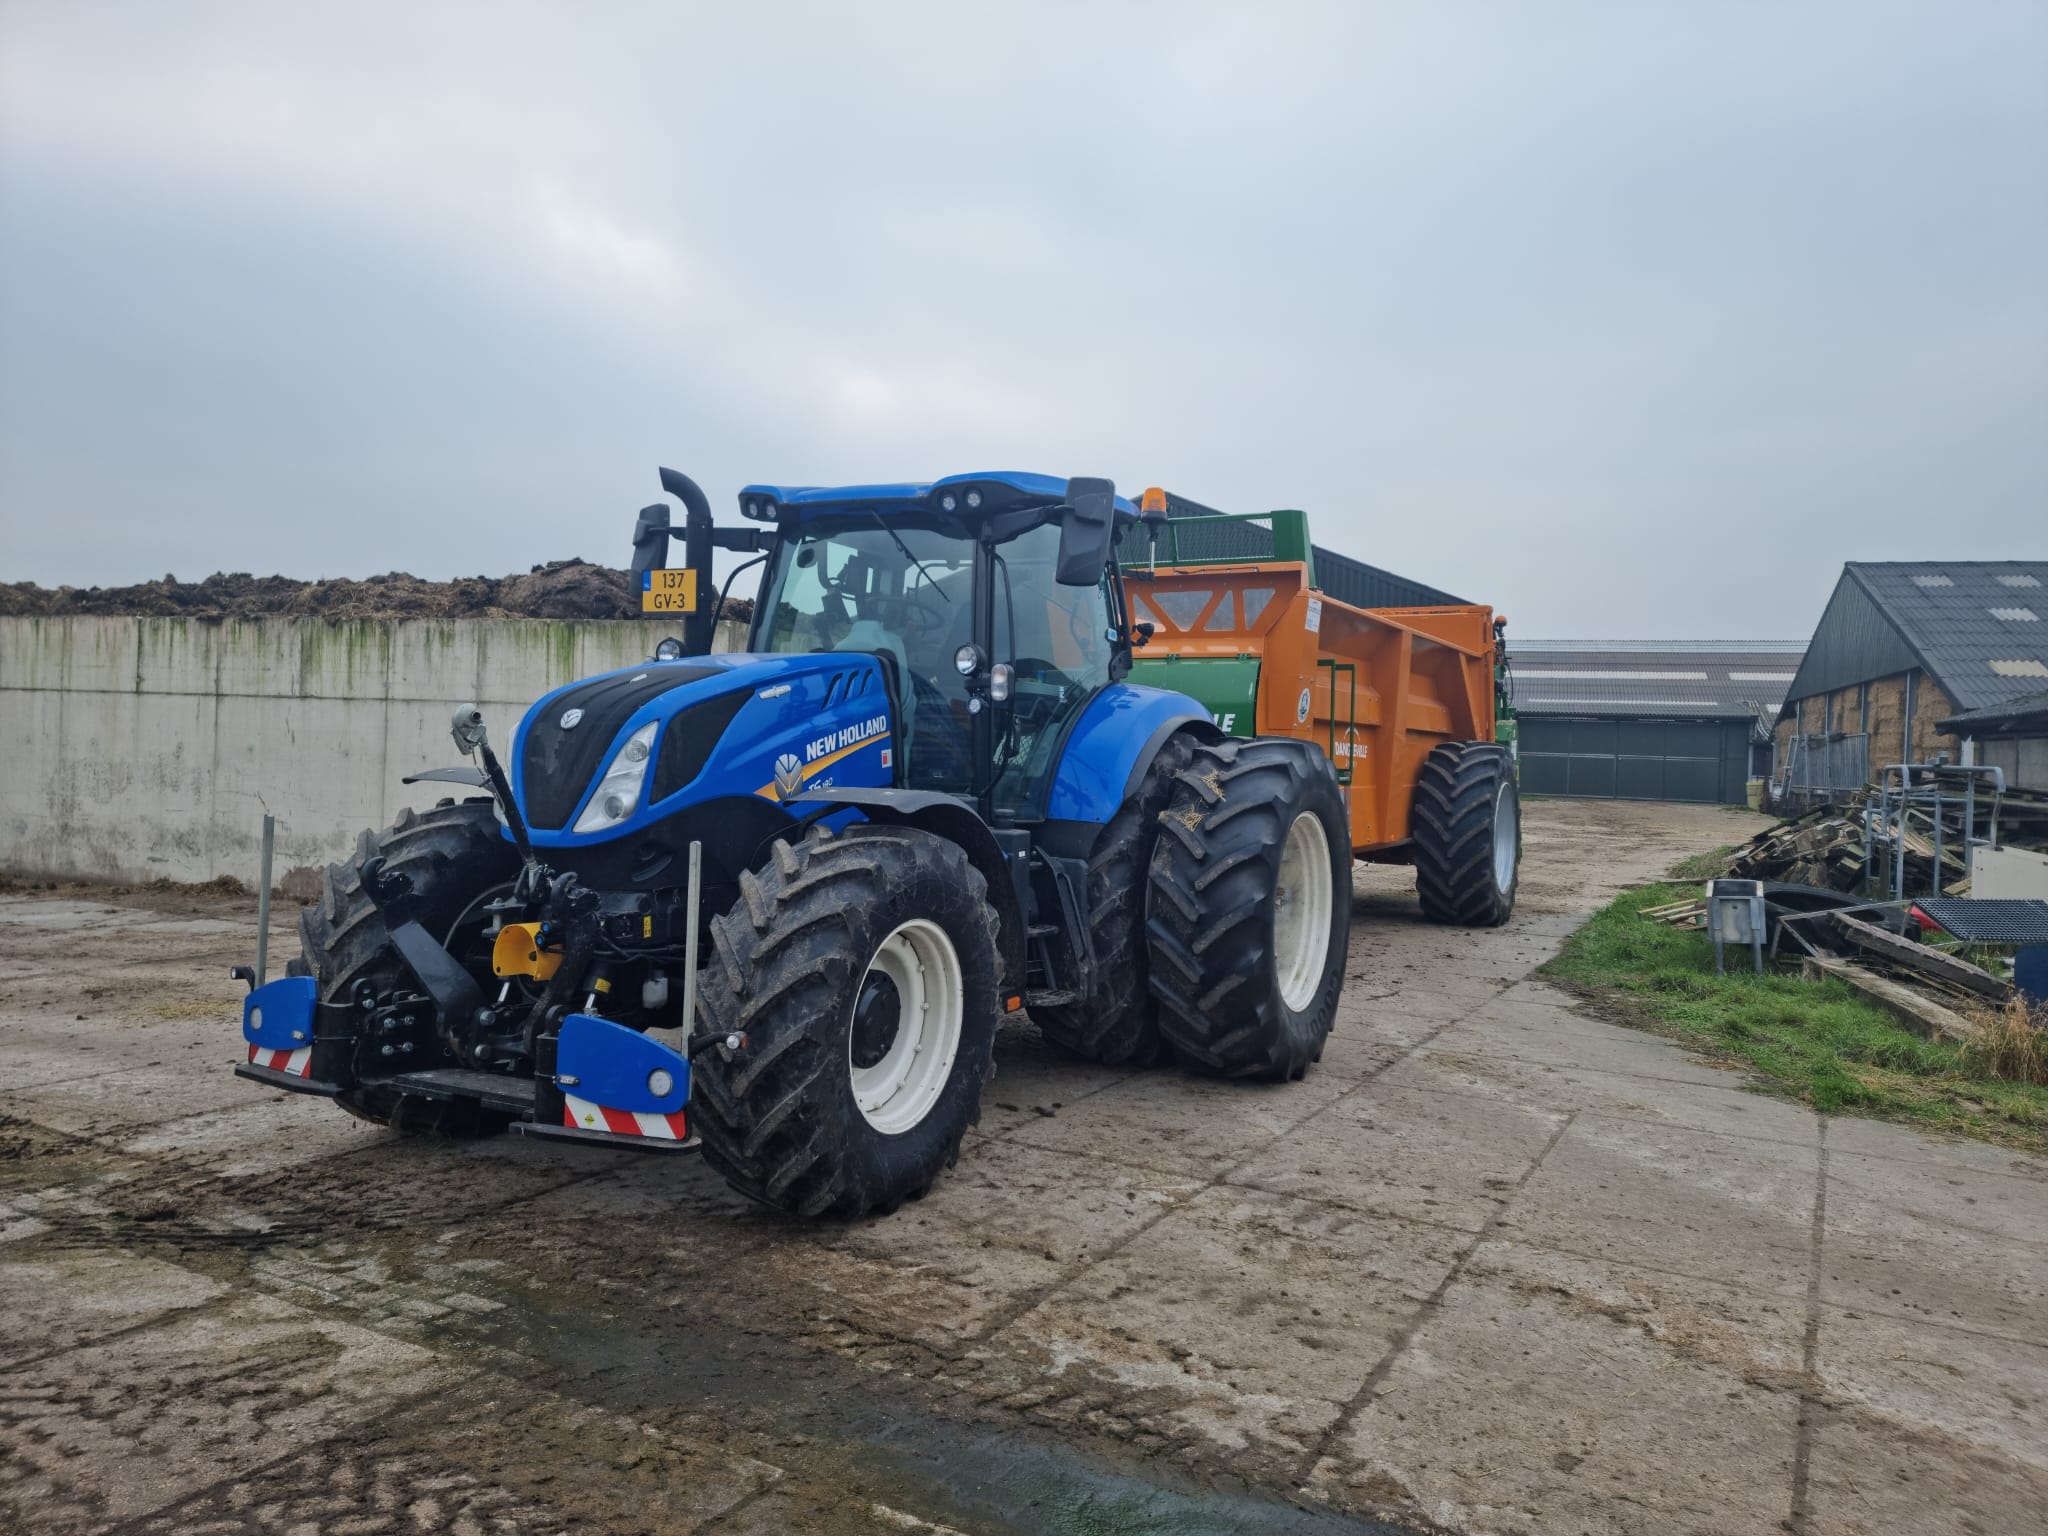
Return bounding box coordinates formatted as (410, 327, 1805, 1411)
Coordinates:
(654, 637, 684, 661)
(572, 723, 658, 833)
(953, 643, 983, 677)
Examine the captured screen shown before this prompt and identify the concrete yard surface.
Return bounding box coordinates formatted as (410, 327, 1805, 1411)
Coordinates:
(2, 797, 2044, 1535)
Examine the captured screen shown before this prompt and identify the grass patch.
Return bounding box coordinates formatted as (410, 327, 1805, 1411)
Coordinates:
(1542, 883, 2048, 1154)
(1666, 845, 1735, 881)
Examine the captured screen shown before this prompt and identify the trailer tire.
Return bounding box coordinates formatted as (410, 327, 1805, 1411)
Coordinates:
(291, 799, 520, 1136)
(1412, 742, 1520, 927)
(693, 825, 1000, 1219)
(1033, 730, 1198, 1066)
(1145, 738, 1351, 1080)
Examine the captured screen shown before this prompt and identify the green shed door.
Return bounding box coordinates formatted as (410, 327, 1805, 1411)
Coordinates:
(1519, 717, 1749, 804)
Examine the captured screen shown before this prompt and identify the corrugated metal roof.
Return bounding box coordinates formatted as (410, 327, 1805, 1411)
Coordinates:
(1937, 686, 2048, 737)
(1511, 641, 1804, 728)
(1781, 562, 2048, 717)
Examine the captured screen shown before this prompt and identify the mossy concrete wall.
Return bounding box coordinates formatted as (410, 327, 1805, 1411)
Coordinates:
(0, 615, 747, 885)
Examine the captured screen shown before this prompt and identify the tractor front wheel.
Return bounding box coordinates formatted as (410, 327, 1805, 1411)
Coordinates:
(1145, 738, 1351, 1080)
(692, 824, 1000, 1218)
(291, 799, 521, 1135)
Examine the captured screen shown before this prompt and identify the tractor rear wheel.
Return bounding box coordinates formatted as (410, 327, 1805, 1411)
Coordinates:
(1412, 742, 1520, 927)
(692, 824, 1000, 1218)
(1032, 730, 1197, 1066)
(291, 798, 520, 1136)
(1145, 738, 1351, 1080)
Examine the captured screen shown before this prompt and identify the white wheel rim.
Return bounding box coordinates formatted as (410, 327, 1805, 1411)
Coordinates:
(1492, 781, 1519, 893)
(1274, 811, 1335, 1013)
(849, 918, 965, 1136)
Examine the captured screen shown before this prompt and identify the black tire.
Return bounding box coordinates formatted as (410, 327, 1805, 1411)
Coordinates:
(1145, 738, 1351, 1080)
(692, 824, 1000, 1219)
(1412, 742, 1521, 927)
(291, 799, 520, 1135)
(1033, 730, 1199, 1066)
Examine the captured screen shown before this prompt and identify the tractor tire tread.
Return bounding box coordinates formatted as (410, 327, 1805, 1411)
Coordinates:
(294, 798, 519, 1134)
(692, 825, 999, 1219)
(1033, 730, 1200, 1067)
(1411, 742, 1519, 927)
(1144, 737, 1350, 1081)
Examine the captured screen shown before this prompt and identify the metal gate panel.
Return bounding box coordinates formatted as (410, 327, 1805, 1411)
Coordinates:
(1519, 716, 1747, 804)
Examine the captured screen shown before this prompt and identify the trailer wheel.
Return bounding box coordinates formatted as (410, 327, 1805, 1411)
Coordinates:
(692, 825, 1000, 1218)
(291, 799, 520, 1136)
(1412, 741, 1520, 927)
(1145, 738, 1351, 1080)
(1033, 730, 1197, 1066)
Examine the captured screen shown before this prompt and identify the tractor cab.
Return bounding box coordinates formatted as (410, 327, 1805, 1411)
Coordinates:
(739, 474, 1135, 819)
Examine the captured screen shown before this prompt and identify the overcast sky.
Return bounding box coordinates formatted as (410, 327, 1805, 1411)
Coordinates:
(2, 3, 2043, 638)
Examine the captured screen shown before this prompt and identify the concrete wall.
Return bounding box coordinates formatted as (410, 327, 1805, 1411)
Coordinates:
(1978, 736, 2048, 794)
(0, 615, 747, 886)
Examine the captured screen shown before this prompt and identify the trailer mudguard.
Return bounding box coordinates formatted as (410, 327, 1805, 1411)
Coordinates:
(1044, 683, 1218, 825)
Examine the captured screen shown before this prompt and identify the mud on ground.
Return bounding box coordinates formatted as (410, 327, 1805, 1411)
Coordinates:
(4, 798, 2045, 1535)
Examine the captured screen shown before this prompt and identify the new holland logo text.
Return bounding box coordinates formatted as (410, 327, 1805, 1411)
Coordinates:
(805, 715, 887, 763)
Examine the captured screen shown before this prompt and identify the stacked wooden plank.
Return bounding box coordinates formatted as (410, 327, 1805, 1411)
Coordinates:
(1726, 784, 2048, 898)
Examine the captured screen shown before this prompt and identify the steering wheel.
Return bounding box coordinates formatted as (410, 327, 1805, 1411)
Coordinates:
(898, 599, 951, 641)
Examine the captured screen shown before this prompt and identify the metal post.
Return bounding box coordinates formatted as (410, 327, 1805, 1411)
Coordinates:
(1893, 767, 1908, 902)
(254, 813, 275, 987)
(681, 841, 702, 1035)
(1931, 777, 1945, 898)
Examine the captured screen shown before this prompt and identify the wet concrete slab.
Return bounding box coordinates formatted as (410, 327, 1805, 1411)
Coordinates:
(5, 798, 2044, 1535)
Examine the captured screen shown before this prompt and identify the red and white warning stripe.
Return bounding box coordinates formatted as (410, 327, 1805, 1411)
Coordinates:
(562, 1092, 687, 1140)
(247, 1042, 313, 1077)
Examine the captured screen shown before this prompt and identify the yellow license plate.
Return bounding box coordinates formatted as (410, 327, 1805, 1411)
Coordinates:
(641, 568, 698, 614)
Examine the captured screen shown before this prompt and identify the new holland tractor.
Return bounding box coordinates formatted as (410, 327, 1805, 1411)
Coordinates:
(233, 469, 1513, 1218)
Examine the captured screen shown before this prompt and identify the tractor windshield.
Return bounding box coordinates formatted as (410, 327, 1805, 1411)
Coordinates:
(758, 521, 979, 791)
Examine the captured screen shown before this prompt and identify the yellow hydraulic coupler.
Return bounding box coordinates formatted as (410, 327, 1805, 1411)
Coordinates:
(492, 922, 563, 981)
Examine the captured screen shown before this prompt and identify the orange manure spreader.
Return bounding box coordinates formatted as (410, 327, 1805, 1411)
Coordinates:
(1123, 492, 1521, 927)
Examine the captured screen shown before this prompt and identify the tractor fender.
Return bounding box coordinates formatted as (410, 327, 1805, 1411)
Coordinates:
(789, 786, 1028, 993)
(1045, 684, 1221, 827)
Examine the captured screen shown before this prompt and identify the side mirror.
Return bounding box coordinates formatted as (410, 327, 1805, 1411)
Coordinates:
(630, 504, 671, 576)
(1056, 476, 1116, 586)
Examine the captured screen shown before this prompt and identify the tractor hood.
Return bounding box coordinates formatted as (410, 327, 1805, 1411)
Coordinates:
(508, 652, 895, 847)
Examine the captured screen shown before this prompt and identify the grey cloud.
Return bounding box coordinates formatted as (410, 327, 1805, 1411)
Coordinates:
(2, 1, 2043, 636)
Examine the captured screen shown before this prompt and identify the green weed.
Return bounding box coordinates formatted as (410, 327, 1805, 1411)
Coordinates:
(1542, 884, 2048, 1153)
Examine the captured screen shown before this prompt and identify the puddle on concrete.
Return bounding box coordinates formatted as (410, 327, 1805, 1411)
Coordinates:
(481, 1282, 1414, 1536)
(850, 1414, 1410, 1535)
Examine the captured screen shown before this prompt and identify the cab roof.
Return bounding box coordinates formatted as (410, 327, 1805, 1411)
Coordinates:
(735, 471, 1137, 525)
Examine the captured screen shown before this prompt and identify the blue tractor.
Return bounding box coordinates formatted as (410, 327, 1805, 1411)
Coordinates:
(234, 471, 1351, 1216)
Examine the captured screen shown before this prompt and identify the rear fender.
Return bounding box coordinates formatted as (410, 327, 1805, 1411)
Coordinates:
(1046, 684, 1220, 825)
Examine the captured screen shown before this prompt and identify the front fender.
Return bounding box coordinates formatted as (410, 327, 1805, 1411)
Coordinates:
(790, 787, 1027, 994)
(1045, 684, 1220, 825)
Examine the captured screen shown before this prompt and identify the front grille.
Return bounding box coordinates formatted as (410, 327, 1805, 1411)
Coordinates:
(652, 686, 752, 803)
(520, 666, 719, 830)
